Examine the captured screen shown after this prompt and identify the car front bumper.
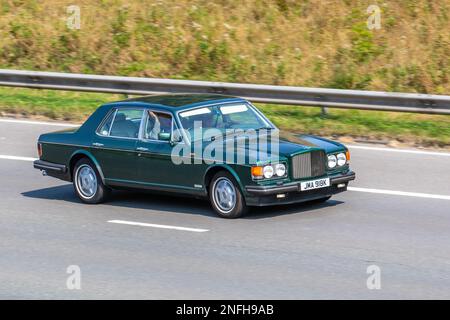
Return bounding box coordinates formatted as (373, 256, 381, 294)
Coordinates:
(244, 171, 355, 206)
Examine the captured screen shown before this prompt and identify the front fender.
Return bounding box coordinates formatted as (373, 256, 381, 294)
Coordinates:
(203, 164, 247, 196)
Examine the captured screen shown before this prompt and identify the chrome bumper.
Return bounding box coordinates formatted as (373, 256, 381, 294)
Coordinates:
(245, 171, 355, 196)
(33, 160, 67, 173)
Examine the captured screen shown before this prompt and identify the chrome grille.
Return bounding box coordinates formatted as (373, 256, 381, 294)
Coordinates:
(291, 150, 326, 179)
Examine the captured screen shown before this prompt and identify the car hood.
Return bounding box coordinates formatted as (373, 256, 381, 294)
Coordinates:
(229, 130, 346, 162)
(278, 131, 346, 155)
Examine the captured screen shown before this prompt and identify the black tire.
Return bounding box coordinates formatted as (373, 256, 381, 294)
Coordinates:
(73, 158, 110, 204)
(309, 195, 332, 204)
(209, 171, 248, 218)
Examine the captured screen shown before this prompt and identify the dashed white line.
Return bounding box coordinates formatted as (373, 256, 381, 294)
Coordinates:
(2, 149, 450, 202)
(0, 155, 36, 161)
(348, 187, 450, 201)
(108, 220, 209, 233)
(347, 145, 450, 157)
(0, 118, 79, 127)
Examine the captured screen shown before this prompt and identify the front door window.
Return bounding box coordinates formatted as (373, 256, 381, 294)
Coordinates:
(144, 111, 173, 141)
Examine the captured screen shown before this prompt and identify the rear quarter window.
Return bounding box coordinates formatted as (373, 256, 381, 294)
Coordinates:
(97, 110, 116, 136)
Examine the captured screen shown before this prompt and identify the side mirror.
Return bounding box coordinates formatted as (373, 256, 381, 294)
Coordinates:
(158, 132, 171, 141)
(170, 135, 183, 146)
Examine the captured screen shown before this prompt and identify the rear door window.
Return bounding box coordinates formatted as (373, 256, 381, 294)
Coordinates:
(98, 108, 144, 139)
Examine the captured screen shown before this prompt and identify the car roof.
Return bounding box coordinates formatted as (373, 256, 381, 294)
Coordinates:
(104, 94, 247, 111)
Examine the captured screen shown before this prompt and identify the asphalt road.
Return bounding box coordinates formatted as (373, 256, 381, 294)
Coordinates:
(0, 118, 449, 299)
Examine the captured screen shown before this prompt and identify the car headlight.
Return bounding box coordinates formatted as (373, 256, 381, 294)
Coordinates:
(327, 154, 337, 168)
(337, 153, 347, 166)
(263, 165, 274, 179)
(274, 163, 286, 177)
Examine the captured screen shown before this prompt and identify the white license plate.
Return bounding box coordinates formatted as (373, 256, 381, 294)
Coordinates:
(300, 178, 330, 191)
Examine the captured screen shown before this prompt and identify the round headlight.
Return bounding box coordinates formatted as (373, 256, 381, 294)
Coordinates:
(263, 165, 274, 179)
(274, 163, 286, 177)
(327, 155, 337, 168)
(337, 153, 346, 166)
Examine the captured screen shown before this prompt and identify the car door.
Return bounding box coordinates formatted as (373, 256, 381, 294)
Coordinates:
(91, 107, 144, 184)
(135, 109, 202, 192)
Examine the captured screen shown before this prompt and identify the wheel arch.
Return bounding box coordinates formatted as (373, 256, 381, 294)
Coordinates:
(69, 150, 105, 184)
(203, 164, 246, 195)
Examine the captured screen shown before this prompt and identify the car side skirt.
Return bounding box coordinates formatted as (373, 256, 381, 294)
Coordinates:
(105, 178, 208, 197)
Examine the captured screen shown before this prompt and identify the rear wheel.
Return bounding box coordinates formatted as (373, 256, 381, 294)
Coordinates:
(209, 171, 248, 218)
(73, 158, 110, 204)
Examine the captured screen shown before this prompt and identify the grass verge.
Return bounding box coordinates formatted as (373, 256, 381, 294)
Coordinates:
(0, 87, 449, 149)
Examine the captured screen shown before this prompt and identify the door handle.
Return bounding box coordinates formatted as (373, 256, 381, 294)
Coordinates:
(92, 142, 104, 147)
(136, 147, 149, 152)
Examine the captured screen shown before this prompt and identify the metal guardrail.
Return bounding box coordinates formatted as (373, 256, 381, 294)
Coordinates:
(0, 69, 449, 115)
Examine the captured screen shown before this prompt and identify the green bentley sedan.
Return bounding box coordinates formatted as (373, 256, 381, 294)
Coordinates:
(34, 94, 355, 218)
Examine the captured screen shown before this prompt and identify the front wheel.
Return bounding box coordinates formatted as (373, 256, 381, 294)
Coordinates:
(73, 158, 110, 204)
(209, 171, 248, 218)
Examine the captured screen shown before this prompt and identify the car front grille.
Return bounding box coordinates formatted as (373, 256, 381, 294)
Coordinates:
(291, 150, 326, 179)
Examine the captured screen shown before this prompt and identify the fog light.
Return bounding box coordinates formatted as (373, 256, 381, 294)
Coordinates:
(276, 194, 286, 198)
(337, 183, 346, 188)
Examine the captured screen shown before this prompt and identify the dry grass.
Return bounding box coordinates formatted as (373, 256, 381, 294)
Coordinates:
(0, 1, 448, 147)
(0, 0, 449, 93)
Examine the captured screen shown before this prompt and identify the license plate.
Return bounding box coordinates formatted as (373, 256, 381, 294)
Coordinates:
(300, 178, 330, 191)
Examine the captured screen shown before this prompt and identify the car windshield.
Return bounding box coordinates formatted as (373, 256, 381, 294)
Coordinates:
(178, 103, 273, 141)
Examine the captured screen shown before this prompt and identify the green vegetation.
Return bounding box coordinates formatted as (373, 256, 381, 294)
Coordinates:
(0, 87, 121, 121)
(0, 87, 449, 148)
(0, 1, 449, 147)
(0, 0, 449, 93)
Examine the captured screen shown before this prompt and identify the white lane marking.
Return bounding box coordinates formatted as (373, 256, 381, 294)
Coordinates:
(108, 220, 209, 233)
(348, 187, 450, 201)
(347, 145, 450, 157)
(0, 118, 79, 127)
(0, 155, 37, 161)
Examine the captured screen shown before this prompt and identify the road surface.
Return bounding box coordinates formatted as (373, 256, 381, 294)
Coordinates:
(0, 118, 449, 299)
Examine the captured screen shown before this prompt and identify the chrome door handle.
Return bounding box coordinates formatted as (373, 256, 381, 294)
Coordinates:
(136, 147, 149, 152)
(92, 142, 104, 147)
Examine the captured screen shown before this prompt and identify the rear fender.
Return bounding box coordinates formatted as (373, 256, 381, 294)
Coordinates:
(69, 149, 106, 184)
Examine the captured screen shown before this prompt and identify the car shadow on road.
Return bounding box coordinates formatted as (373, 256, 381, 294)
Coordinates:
(244, 199, 344, 220)
(22, 184, 344, 220)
